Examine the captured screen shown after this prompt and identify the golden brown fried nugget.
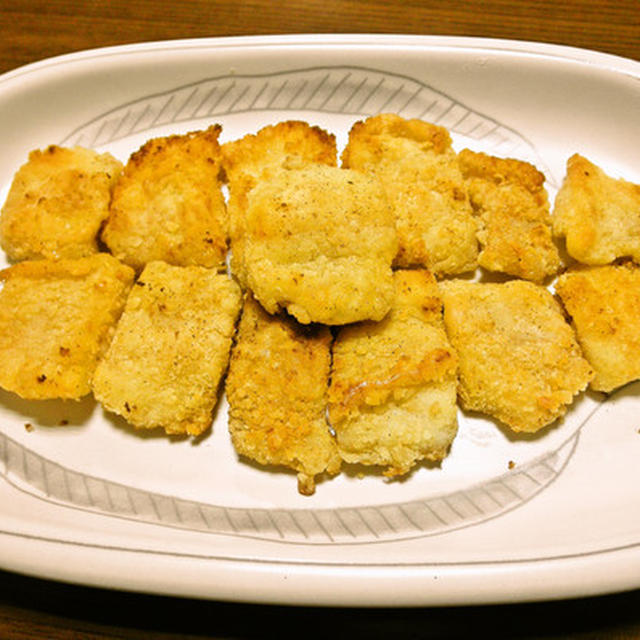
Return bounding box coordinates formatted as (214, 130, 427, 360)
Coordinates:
(241, 164, 397, 325)
(553, 154, 640, 265)
(458, 149, 561, 282)
(440, 279, 593, 433)
(221, 120, 337, 285)
(0, 145, 122, 261)
(0, 254, 134, 399)
(102, 125, 228, 271)
(341, 113, 478, 275)
(225, 296, 340, 495)
(328, 270, 458, 477)
(555, 263, 640, 392)
(91, 262, 242, 437)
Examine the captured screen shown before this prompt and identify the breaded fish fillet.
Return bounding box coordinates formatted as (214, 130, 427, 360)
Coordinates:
(225, 295, 341, 495)
(458, 149, 561, 282)
(328, 270, 458, 477)
(221, 120, 337, 286)
(240, 164, 397, 325)
(553, 154, 640, 265)
(0, 145, 122, 261)
(341, 113, 478, 275)
(91, 261, 242, 437)
(440, 279, 593, 433)
(555, 263, 640, 393)
(101, 125, 228, 271)
(0, 254, 134, 399)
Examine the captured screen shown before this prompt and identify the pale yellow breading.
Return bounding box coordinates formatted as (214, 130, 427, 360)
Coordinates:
(553, 154, 640, 265)
(440, 279, 593, 433)
(341, 113, 478, 275)
(221, 120, 337, 286)
(241, 164, 397, 325)
(91, 261, 242, 437)
(458, 149, 561, 282)
(555, 263, 640, 393)
(0, 145, 122, 261)
(328, 270, 458, 477)
(0, 254, 134, 400)
(225, 295, 341, 495)
(101, 125, 228, 271)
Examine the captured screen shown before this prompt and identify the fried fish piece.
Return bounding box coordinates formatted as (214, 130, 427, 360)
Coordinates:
(225, 296, 341, 495)
(458, 149, 561, 282)
(0, 254, 134, 399)
(241, 164, 397, 325)
(328, 270, 458, 477)
(91, 261, 242, 437)
(221, 120, 337, 286)
(553, 154, 640, 265)
(101, 125, 228, 271)
(440, 279, 593, 433)
(341, 113, 478, 275)
(555, 263, 640, 393)
(0, 145, 122, 261)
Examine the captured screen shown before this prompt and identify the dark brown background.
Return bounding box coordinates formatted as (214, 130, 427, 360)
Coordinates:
(1, 1, 639, 638)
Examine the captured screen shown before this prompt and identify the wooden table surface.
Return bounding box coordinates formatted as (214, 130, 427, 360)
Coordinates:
(1, 1, 639, 638)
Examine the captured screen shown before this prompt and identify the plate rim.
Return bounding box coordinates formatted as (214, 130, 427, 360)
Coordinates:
(1, 34, 639, 86)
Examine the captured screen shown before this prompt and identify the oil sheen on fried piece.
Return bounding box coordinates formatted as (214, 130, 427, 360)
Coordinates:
(328, 269, 458, 477)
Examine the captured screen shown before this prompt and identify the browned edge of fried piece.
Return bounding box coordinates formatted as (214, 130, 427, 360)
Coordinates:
(458, 148, 561, 282)
(0, 254, 134, 400)
(102, 125, 228, 271)
(225, 295, 340, 495)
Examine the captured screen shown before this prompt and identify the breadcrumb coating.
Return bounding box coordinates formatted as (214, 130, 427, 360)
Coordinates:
(555, 262, 640, 392)
(102, 125, 228, 271)
(241, 164, 397, 325)
(553, 154, 640, 265)
(225, 295, 341, 495)
(440, 279, 593, 433)
(458, 149, 561, 282)
(91, 261, 242, 436)
(0, 254, 134, 399)
(341, 113, 478, 275)
(328, 270, 458, 476)
(221, 120, 337, 287)
(0, 145, 122, 261)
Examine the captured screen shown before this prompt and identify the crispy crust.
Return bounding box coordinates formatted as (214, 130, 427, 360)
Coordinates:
(0, 254, 134, 399)
(555, 262, 640, 392)
(341, 113, 478, 275)
(101, 125, 228, 271)
(440, 279, 593, 433)
(328, 270, 458, 476)
(0, 145, 122, 261)
(225, 295, 340, 495)
(221, 121, 337, 286)
(91, 262, 242, 436)
(241, 164, 397, 325)
(458, 149, 561, 282)
(553, 154, 640, 265)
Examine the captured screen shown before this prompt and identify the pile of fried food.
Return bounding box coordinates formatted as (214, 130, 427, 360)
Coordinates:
(1, 114, 639, 495)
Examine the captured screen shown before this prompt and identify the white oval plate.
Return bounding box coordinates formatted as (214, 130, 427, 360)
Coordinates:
(0, 35, 639, 606)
